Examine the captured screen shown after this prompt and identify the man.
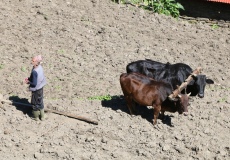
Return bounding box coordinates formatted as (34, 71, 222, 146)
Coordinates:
(25, 55, 47, 121)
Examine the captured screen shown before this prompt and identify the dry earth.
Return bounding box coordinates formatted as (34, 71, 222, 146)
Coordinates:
(0, 0, 230, 160)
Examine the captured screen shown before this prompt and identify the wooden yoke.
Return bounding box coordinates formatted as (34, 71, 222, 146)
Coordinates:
(168, 67, 202, 100)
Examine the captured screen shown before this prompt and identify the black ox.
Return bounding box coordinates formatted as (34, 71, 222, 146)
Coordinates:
(126, 59, 214, 98)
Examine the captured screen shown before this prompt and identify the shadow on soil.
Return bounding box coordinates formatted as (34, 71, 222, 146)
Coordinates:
(177, 0, 230, 21)
(9, 96, 32, 116)
(101, 95, 174, 126)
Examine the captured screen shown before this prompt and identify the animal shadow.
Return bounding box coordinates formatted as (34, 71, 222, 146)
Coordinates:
(134, 105, 174, 126)
(101, 95, 173, 126)
(9, 96, 33, 116)
(101, 95, 129, 113)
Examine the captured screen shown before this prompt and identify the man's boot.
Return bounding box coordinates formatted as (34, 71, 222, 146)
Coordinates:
(40, 109, 45, 121)
(32, 110, 40, 121)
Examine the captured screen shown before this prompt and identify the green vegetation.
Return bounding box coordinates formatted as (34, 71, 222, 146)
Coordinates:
(218, 97, 227, 103)
(87, 95, 112, 101)
(81, 16, 90, 22)
(57, 49, 65, 54)
(55, 85, 62, 90)
(211, 24, 219, 29)
(0, 64, 3, 69)
(113, 0, 184, 18)
(209, 85, 229, 103)
(21, 66, 26, 72)
(210, 85, 230, 91)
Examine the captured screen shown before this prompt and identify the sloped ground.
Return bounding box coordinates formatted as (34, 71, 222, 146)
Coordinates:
(0, 0, 229, 159)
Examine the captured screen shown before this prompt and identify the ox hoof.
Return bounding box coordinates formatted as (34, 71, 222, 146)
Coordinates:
(183, 112, 189, 116)
(152, 120, 157, 126)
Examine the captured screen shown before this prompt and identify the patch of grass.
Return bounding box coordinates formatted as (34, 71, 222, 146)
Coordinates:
(88, 95, 112, 101)
(80, 16, 89, 22)
(151, 0, 184, 18)
(211, 24, 219, 29)
(57, 49, 65, 54)
(210, 86, 230, 91)
(55, 86, 62, 90)
(21, 66, 26, 72)
(217, 97, 227, 103)
(0, 64, 4, 69)
(113, 0, 184, 18)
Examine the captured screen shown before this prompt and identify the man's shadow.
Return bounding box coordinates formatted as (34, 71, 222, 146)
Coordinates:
(101, 95, 173, 126)
(9, 96, 33, 116)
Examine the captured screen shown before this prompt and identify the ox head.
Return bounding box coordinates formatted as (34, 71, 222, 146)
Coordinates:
(190, 75, 214, 98)
(176, 93, 191, 116)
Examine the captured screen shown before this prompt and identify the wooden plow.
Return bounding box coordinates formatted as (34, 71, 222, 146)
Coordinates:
(168, 67, 202, 100)
(0, 94, 98, 125)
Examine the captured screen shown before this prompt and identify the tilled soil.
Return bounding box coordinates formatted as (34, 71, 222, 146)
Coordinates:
(0, 0, 230, 160)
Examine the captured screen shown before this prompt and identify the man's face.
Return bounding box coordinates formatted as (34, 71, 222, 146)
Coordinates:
(31, 57, 38, 66)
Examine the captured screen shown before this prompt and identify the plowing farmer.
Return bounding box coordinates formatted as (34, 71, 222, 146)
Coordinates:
(25, 55, 47, 121)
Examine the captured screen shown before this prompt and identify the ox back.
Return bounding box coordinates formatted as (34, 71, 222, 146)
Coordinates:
(120, 72, 190, 125)
(126, 59, 214, 98)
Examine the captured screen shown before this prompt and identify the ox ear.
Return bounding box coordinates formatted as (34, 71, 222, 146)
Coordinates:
(206, 79, 214, 84)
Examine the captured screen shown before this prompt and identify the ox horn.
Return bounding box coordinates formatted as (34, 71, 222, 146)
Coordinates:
(187, 92, 191, 96)
(168, 67, 202, 100)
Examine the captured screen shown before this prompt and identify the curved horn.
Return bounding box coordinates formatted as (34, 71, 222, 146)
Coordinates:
(187, 92, 191, 96)
(168, 67, 202, 100)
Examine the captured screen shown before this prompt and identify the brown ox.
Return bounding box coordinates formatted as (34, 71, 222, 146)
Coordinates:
(120, 72, 190, 125)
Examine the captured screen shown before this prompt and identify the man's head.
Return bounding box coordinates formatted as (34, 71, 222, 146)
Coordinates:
(31, 55, 42, 67)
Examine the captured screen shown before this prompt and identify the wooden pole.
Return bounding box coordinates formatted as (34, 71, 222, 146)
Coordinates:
(168, 67, 202, 100)
(45, 108, 98, 125)
(0, 99, 98, 125)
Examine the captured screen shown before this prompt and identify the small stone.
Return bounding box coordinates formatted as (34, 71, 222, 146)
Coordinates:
(101, 136, 108, 143)
(34, 152, 43, 159)
(162, 145, 170, 151)
(85, 136, 94, 142)
(4, 130, 10, 135)
(116, 109, 122, 113)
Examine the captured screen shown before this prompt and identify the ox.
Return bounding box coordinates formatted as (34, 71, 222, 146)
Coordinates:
(126, 59, 214, 98)
(120, 72, 190, 125)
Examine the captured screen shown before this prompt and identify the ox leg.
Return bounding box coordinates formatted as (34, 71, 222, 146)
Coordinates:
(125, 96, 135, 115)
(153, 105, 161, 125)
(159, 111, 165, 120)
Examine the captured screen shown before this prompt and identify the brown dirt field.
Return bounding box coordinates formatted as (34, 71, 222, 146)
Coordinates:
(0, 0, 229, 160)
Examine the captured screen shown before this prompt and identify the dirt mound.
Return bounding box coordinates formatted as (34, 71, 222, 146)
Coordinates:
(0, 0, 229, 159)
